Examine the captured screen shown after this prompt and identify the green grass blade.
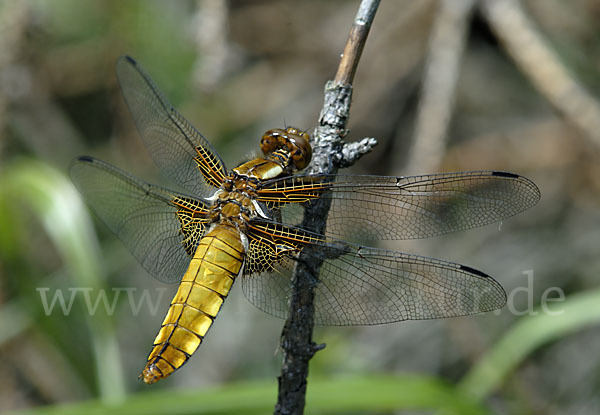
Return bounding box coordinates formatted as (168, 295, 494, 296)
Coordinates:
(6, 375, 487, 415)
(459, 287, 600, 400)
(2, 159, 126, 403)
(0, 300, 32, 345)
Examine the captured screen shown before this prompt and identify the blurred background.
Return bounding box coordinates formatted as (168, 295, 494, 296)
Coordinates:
(1, 0, 600, 414)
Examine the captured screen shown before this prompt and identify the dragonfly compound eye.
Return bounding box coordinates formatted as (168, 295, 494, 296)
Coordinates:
(286, 130, 312, 170)
(261, 128, 312, 169)
(261, 129, 283, 155)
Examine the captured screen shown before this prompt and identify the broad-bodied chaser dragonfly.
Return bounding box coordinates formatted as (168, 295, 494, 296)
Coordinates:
(70, 56, 540, 384)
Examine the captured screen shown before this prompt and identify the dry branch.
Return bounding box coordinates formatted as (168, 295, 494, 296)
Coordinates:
(481, 0, 600, 146)
(274, 1, 380, 414)
(407, 0, 476, 173)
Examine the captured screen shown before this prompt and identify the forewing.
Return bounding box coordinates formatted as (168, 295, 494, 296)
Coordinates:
(70, 156, 210, 283)
(116, 56, 226, 197)
(241, 221, 506, 325)
(258, 171, 540, 241)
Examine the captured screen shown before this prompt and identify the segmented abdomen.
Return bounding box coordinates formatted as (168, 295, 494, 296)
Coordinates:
(141, 224, 244, 384)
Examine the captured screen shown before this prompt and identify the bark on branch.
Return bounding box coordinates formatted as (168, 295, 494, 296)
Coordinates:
(274, 1, 380, 414)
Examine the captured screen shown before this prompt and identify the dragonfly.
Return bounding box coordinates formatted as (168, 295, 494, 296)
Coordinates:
(70, 56, 540, 384)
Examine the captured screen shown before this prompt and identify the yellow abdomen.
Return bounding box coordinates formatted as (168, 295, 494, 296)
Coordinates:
(141, 224, 245, 384)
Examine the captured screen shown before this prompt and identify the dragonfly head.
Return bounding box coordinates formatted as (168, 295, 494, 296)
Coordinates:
(261, 127, 312, 171)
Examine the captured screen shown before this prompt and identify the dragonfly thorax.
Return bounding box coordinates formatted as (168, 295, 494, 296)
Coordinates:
(211, 127, 311, 230)
(209, 179, 256, 230)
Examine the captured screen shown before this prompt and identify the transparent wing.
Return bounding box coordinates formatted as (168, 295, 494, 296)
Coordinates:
(70, 156, 210, 283)
(257, 171, 540, 241)
(313, 244, 505, 325)
(241, 221, 506, 326)
(116, 56, 227, 197)
(242, 232, 298, 319)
